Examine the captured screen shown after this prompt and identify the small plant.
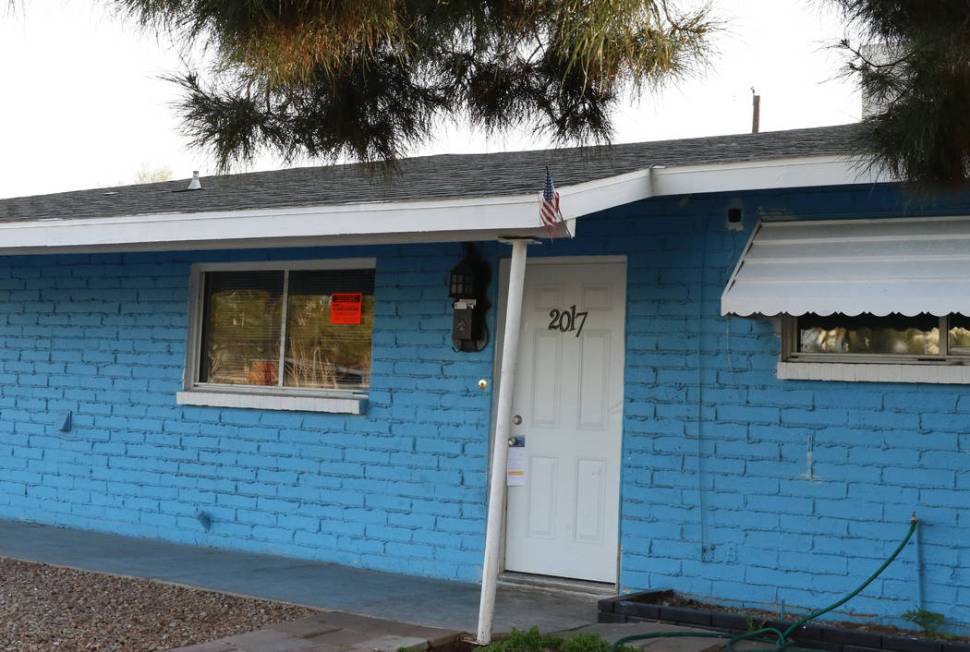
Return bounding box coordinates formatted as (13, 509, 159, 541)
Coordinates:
(560, 634, 620, 652)
(480, 628, 630, 652)
(481, 628, 561, 652)
(902, 609, 952, 640)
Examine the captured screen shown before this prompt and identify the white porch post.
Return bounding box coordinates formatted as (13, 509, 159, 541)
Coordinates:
(476, 238, 529, 644)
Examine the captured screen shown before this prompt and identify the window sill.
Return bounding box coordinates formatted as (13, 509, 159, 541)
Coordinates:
(176, 389, 367, 414)
(777, 361, 970, 385)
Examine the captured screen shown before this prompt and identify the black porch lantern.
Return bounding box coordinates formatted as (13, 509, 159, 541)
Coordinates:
(449, 243, 491, 352)
(449, 255, 478, 300)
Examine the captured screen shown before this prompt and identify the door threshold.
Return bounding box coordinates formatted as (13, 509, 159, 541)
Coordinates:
(498, 571, 616, 598)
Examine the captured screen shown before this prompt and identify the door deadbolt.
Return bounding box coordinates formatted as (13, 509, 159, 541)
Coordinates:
(512, 415, 522, 425)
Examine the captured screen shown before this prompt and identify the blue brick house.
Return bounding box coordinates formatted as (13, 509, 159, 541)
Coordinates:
(0, 123, 968, 634)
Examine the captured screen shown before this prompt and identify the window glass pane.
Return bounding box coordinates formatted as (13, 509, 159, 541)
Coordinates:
(200, 271, 284, 385)
(284, 269, 375, 390)
(797, 313, 940, 355)
(948, 314, 970, 355)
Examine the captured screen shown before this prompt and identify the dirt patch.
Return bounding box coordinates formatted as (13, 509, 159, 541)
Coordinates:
(0, 556, 320, 651)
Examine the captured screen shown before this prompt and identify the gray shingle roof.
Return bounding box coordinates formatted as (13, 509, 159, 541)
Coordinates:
(0, 124, 858, 223)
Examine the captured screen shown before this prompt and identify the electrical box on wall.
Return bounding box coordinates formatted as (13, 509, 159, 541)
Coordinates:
(452, 299, 480, 342)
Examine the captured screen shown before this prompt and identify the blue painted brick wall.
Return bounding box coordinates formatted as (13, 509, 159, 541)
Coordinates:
(1, 181, 969, 629)
(546, 183, 970, 631)
(0, 243, 494, 582)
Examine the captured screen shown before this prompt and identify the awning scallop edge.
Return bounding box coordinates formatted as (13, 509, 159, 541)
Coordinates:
(721, 216, 970, 317)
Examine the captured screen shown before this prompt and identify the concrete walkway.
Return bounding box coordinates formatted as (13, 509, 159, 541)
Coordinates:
(172, 618, 735, 652)
(0, 520, 597, 634)
(171, 611, 464, 652)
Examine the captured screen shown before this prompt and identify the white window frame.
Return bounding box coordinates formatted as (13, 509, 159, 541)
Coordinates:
(177, 258, 376, 414)
(778, 313, 970, 384)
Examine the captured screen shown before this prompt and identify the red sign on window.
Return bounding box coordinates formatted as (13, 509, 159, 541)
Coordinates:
(331, 292, 363, 325)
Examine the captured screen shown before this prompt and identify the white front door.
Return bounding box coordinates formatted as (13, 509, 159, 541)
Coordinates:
(503, 259, 626, 583)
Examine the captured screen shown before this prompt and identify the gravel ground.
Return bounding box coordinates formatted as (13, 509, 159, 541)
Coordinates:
(0, 556, 320, 651)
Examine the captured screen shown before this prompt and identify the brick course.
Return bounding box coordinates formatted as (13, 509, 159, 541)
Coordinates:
(0, 183, 969, 628)
(579, 185, 970, 630)
(0, 244, 491, 582)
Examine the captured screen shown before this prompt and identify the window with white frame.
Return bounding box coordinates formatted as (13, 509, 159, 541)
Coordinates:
(184, 260, 376, 403)
(782, 313, 970, 363)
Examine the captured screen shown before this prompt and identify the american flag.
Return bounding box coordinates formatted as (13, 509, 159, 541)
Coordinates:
(539, 166, 563, 230)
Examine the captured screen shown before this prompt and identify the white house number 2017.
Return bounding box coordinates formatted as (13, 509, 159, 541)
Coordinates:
(548, 305, 589, 337)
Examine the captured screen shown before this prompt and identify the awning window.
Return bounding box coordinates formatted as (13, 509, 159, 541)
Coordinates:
(721, 216, 970, 317)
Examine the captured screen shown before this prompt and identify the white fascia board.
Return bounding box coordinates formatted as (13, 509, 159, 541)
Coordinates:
(0, 195, 551, 253)
(0, 227, 563, 256)
(649, 155, 891, 197)
(557, 168, 653, 216)
(0, 173, 608, 255)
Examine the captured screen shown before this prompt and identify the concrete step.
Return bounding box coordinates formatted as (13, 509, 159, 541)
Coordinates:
(498, 573, 616, 599)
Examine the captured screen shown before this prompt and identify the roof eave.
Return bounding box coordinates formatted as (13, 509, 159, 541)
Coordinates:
(649, 154, 889, 197)
(0, 155, 889, 255)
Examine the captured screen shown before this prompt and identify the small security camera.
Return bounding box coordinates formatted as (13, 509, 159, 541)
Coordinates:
(726, 207, 744, 231)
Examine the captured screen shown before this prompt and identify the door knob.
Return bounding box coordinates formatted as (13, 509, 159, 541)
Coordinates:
(512, 414, 522, 425)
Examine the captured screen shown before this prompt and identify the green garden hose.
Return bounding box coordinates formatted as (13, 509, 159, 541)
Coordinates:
(610, 516, 920, 651)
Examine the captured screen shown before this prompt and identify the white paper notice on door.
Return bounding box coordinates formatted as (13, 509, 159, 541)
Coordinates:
(506, 447, 527, 486)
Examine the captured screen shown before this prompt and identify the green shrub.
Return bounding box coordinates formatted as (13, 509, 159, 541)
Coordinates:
(902, 609, 950, 639)
(480, 628, 626, 652)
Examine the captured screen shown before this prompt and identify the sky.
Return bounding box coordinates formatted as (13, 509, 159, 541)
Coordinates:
(0, 1, 860, 199)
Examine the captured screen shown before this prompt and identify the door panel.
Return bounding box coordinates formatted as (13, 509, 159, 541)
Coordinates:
(530, 331, 562, 427)
(574, 458, 607, 543)
(526, 457, 558, 538)
(504, 261, 626, 583)
(578, 332, 610, 429)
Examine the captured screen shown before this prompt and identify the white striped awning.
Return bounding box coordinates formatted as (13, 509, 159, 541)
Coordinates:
(721, 216, 970, 317)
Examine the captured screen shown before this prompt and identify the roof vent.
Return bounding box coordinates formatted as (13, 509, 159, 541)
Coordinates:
(187, 171, 202, 191)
